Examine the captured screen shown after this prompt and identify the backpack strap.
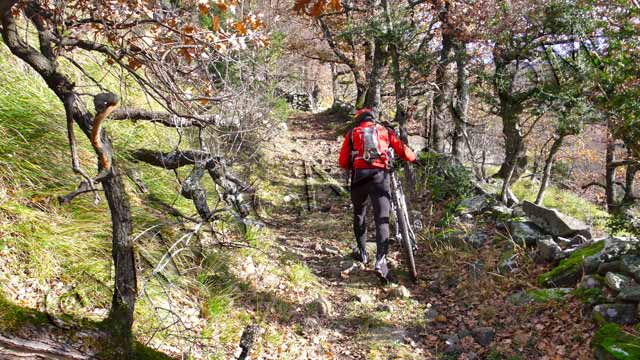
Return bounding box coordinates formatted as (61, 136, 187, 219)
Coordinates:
(348, 128, 357, 168)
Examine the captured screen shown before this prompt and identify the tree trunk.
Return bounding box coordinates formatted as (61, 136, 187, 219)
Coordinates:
(623, 162, 638, 206)
(330, 63, 339, 109)
(535, 135, 565, 205)
(432, 6, 453, 153)
(451, 41, 468, 161)
(363, 38, 387, 116)
(605, 124, 618, 213)
(1, 12, 135, 357)
(495, 102, 527, 181)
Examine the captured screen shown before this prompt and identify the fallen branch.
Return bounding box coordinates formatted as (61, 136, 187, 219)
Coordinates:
(0, 334, 90, 360)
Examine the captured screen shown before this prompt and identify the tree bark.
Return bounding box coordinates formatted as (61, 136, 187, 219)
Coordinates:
(623, 162, 638, 206)
(451, 41, 468, 161)
(363, 38, 387, 115)
(535, 135, 565, 205)
(432, 5, 453, 153)
(493, 52, 527, 181)
(1, 11, 135, 357)
(605, 124, 618, 213)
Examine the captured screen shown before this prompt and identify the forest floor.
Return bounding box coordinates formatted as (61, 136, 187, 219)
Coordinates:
(257, 112, 597, 359)
(0, 110, 600, 359)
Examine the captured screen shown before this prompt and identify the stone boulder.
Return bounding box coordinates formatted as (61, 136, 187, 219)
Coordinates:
(616, 285, 640, 302)
(537, 237, 564, 262)
(593, 303, 637, 325)
(522, 201, 592, 239)
(620, 255, 640, 282)
(605, 273, 634, 292)
(509, 221, 546, 247)
(458, 195, 494, 215)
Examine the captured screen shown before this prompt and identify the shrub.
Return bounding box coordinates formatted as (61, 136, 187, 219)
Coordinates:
(415, 152, 475, 204)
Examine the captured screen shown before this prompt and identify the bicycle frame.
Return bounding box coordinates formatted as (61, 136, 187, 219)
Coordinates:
(388, 151, 417, 251)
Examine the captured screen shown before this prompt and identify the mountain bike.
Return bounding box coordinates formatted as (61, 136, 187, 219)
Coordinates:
(388, 149, 418, 280)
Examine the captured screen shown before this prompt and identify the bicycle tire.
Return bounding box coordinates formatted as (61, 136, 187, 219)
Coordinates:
(395, 188, 418, 281)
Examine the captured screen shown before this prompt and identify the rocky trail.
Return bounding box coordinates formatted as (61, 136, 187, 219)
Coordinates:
(260, 112, 606, 359)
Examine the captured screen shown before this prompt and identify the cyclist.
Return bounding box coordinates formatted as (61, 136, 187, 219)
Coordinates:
(338, 108, 416, 282)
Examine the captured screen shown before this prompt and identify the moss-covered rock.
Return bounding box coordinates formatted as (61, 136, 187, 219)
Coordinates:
(573, 287, 605, 305)
(592, 323, 640, 360)
(508, 288, 571, 306)
(538, 241, 605, 287)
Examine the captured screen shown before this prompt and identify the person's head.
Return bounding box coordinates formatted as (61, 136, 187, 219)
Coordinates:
(354, 108, 375, 123)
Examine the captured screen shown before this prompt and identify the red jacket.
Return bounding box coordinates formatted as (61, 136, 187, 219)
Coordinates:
(338, 121, 417, 170)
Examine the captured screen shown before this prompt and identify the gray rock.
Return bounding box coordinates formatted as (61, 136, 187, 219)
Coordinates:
(310, 296, 332, 317)
(473, 179, 503, 196)
(600, 237, 640, 262)
(605, 272, 634, 292)
(425, 308, 439, 323)
(471, 327, 495, 347)
(459, 195, 494, 215)
(408, 135, 429, 153)
(579, 275, 603, 289)
(388, 285, 411, 299)
(593, 303, 637, 324)
(355, 292, 374, 304)
(598, 261, 622, 276)
(538, 237, 563, 262)
(616, 285, 640, 302)
(466, 232, 489, 248)
(522, 200, 592, 239)
(556, 237, 573, 249)
(491, 205, 513, 218)
(444, 334, 461, 354)
(620, 255, 640, 282)
(509, 221, 546, 246)
(377, 303, 393, 312)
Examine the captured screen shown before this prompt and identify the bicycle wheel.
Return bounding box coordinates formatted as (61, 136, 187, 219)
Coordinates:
(395, 189, 418, 281)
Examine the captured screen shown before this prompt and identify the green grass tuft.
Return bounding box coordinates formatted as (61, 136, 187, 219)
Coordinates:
(592, 323, 640, 360)
(512, 177, 609, 229)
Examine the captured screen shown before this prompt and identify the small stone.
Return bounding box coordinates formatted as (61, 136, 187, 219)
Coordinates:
(605, 272, 634, 292)
(355, 292, 374, 304)
(377, 303, 393, 312)
(310, 296, 332, 317)
(444, 334, 461, 354)
(466, 232, 489, 248)
(388, 285, 411, 299)
(579, 275, 603, 289)
(593, 303, 637, 325)
(471, 327, 495, 347)
(323, 245, 340, 255)
(425, 309, 439, 323)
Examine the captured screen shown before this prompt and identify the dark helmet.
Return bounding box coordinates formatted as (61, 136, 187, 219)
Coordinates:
(354, 108, 375, 123)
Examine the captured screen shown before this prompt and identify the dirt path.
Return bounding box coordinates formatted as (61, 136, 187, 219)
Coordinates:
(262, 113, 430, 359)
